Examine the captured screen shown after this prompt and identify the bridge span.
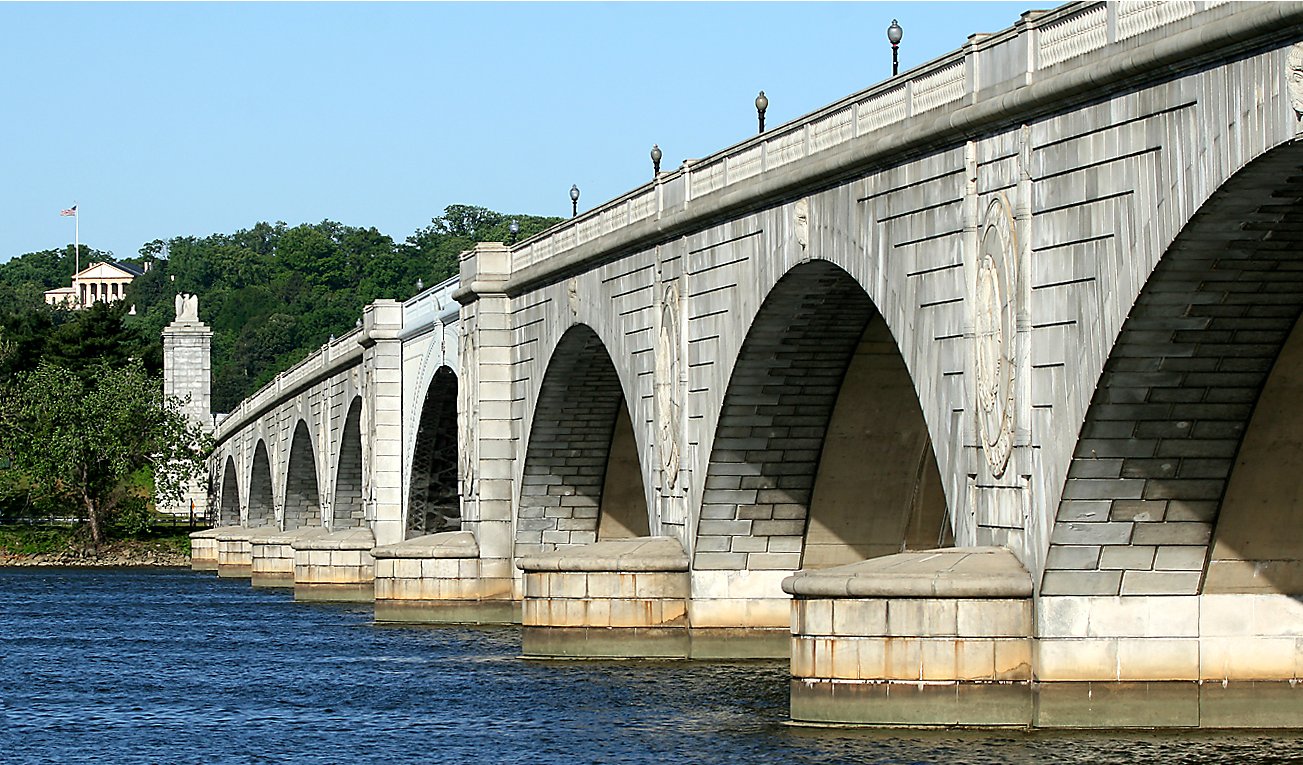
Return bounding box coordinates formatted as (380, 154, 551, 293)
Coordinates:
(180, 1, 1303, 728)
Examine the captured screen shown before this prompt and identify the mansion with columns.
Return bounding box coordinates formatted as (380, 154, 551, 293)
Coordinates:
(43, 260, 147, 308)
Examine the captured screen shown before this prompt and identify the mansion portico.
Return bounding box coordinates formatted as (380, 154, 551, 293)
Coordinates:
(44, 260, 147, 308)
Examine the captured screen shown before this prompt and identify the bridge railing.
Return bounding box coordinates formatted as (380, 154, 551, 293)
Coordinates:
(213, 324, 365, 443)
(507, 0, 1227, 276)
(401, 274, 461, 339)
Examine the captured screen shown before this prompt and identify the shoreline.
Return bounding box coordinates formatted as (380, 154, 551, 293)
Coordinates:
(0, 540, 191, 568)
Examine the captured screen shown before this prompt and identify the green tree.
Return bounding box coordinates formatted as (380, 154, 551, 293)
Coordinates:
(0, 360, 210, 546)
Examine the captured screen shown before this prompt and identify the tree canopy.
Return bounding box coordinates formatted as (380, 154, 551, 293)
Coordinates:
(0, 360, 209, 544)
(0, 204, 562, 411)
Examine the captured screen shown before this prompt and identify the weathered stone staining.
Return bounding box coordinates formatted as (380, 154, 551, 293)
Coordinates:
(372, 531, 515, 624)
(518, 537, 691, 659)
(785, 547, 1034, 727)
(251, 527, 327, 589)
(292, 528, 377, 603)
(186, 1, 1303, 730)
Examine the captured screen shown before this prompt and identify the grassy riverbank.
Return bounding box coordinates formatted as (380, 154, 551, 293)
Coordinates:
(0, 524, 194, 566)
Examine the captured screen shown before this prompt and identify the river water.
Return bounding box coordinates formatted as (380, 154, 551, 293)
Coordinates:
(2, 568, 1301, 765)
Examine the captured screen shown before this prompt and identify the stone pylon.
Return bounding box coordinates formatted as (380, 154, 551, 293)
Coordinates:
(162, 293, 214, 519)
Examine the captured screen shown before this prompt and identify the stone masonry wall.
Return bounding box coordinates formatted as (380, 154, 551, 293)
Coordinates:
(516, 325, 630, 557)
(694, 261, 872, 571)
(1043, 144, 1303, 597)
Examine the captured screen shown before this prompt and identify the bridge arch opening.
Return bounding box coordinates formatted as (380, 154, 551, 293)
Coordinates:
(332, 397, 365, 529)
(407, 366, 460, 538)
(218, 456, 240, 526)
(695, 260, 949, 573)
(1046, 142, 1303, 597)
(283, 420, 321, 530)
(248, 441, 275, 528)
(516, 324, 649, 555)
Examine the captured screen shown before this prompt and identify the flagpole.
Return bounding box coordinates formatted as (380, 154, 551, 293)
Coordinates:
(74, 202, 80, 275)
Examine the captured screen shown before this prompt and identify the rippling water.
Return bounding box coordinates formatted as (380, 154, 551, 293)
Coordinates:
(3, 568, 1302, 764)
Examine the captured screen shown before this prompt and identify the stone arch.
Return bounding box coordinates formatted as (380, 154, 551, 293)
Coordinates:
(1044, 142, 1303, 597)
(694, 260, 949, 573)
(283, 420, 321, 530)
(247, 440, 275, 527)
(407, 366, 460, 537)
(218, 456, 240, 526)
(332, 397, 365, 529)
(516, 324, 649, 556)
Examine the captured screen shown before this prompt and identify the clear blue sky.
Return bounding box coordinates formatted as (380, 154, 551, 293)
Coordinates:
(1, 1, 1038, 263)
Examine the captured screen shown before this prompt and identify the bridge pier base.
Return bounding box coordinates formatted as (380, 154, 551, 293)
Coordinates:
(784, 548, 1035, 728)
(372, 531, 516, 624)
(518, 537, 691, 659)
(251, 528, 328, 588)
(215, 527, 260, 578)
(292, 528, 376, 602)
(188, 526, 239, 572)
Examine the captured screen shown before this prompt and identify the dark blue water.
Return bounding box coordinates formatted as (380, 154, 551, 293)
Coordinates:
(2, 568, 1302, 765)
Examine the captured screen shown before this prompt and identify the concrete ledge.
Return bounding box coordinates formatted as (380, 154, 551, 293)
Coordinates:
(250, 571, 295, 589)
(251, 526, 329, 545)
(374, 598, 519, 626)
(291, 527, 375, 552)
(294, 582, 374, 603)
(791, 679, 1033, 728)
(782, 547, 1033, 599)
(522, 626, 691, 660)
(371, 530, 479, 559)
(791, 679, 1303, 729)
(190, 525, 241, 540)
(516, 536, 689, 572)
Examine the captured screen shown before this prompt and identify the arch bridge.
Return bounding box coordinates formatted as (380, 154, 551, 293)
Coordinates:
(184, 1, 1303, 728)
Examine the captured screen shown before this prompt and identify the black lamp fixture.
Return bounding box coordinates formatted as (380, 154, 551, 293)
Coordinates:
(651, 144, 662, 176)
(570, 184, 580, 217)
(508, 219, 520, 244)
(416, 277, 424, 291)
(755, 91, 768, 133)
(887, 19, 903, 76)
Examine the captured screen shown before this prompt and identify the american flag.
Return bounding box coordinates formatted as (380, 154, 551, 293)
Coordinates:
(60, 205, 77, 216)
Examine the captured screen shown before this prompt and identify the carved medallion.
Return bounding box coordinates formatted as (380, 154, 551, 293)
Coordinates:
(457, 321, 477, 498)
(1289, 43, 1303, 123)
(655, 283, 682, 489)
(794, 198, 810, 252)
(974, 195, 1017, 477)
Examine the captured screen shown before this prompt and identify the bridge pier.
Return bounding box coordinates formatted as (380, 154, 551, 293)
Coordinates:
(251, 528, 327, 588)
(785, 548, 1034, 727)
(518, 537, 691, 659)
(292, 528, 376, 602)
(372, 531, 515, 624)
(188, 526, 237, 572)
(215, 527, 258, 578)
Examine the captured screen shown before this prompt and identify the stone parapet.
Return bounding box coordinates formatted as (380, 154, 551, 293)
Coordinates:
(215, 526, 262, 578)
(251, 527, 328, 588)
(785, 548, 1034, 727)
(292, 527, 376, 602)
(372, 531, 515, 624)
(518, 537, 691, 658)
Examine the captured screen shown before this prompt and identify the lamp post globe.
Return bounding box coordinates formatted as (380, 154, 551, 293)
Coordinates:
(570, 184, 580, 217)
(755, 90, 768, 134)
(651, 144, 662, 176)
(887, 19, 903, 76)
